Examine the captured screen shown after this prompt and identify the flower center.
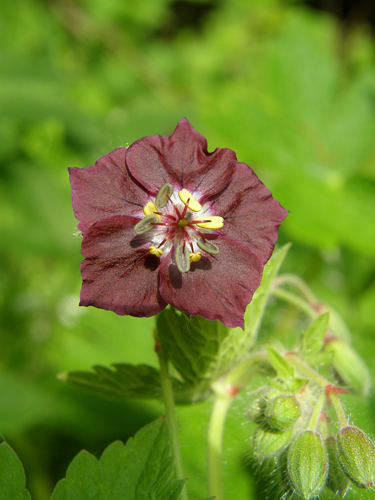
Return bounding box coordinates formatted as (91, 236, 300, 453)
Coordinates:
(133, 183, 223, 273)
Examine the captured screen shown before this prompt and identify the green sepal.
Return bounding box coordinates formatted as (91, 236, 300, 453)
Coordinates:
(267, 346, 294, 382)
(336, 425, 375, 489)
(0, 441, 31, 500)
(62, 363, 210, 404)
(253, 424, 294, 460)
(325, 436, 350, 496)
(287, 431, 328, 500)
(50, 417, 186, 500)
(264, 394, 301, 431)
(301, 312, 329, 361)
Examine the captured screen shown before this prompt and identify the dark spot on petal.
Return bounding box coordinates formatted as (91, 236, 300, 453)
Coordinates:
(130, 234, 150, 248)
(190, 256, 211, 272)
(168, 263, 183, 288)
(144, 254, 160, 271)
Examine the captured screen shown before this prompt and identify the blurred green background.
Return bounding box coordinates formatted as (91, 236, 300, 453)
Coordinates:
(1, 0, 375, 498)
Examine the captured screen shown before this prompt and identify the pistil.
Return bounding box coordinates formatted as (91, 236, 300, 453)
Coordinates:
(134, 185, 223, 269)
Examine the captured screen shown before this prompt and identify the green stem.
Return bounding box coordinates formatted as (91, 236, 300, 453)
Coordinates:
(272, 286, 317, 319)
(285, 353, 328, 388)
(207, 391, 233, 500)
(275, 274, 318, 306)
(157, 343, 188, 500)
(307, 392, 326, 431)
(330, 392, 348, 428)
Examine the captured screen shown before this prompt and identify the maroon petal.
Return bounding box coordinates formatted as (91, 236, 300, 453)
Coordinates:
(211, 162, 288, 265)
(158, 236, 264, 328)
(69, 148, 149, 233)
(125, 118, 237, 201)
(80, 215, 167, 317)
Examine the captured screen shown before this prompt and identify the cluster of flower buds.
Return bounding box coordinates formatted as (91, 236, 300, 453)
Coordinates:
(250, 381, 375, 499)
(243, 273, 375, 499)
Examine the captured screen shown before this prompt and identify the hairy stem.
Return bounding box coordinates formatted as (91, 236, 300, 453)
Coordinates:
(275, 274, 318, 306)
(207, 390, 233, 500)
(307, 391, 326, 431)
(272, 286, 317, 319)
(284, 353, 328, 388)
(330, 392, 348, 428)
(157, 341, 188, 500)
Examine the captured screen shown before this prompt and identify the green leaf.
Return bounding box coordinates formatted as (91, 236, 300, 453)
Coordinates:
(0, 442, 31, 500)
(157, 309, 230, 386)
(267, 346, 294, 382)
(63, 363, 208, 405)
(301, 313, 330, 359)
(51, 417, 185, 500)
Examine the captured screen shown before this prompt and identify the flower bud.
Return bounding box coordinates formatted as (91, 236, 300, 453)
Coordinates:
(325, 436, 350, 496)
(287, 431, 328, 499)
(264, 394, 301, 431)
(324, 338, 370, 395)
(336, 426, 375, 488)
(247, 398, 266, 424)
(253, 424, 294, 460)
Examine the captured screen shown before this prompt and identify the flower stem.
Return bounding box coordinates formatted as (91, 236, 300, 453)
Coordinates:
(207, 390, 233, 500)
(284, 353, 328, 388)
(272, 286, 317, 319)
(275, 274, 318, 306)
(330, 392, 348, 428)
(307, 391, 326, 431)
(157, 342, 188, 500)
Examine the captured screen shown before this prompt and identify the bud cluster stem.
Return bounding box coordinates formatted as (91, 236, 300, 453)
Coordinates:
(272, 286, 317, 319)
(284, 353, 328, 388)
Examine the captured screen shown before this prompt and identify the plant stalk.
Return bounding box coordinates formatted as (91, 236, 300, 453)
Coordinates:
(207, 390, 233, 500)
(157, 341, 189, 500)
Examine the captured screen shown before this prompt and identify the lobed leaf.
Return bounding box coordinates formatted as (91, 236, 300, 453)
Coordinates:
(50, 417, 185, 500)
(0, 442, 31, 500)
(63, 363, 210, 405)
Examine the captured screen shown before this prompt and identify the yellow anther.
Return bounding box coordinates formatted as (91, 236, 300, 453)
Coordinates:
(189, 252, 201, 263)
(149, 246, 163, 258)
(178, 189, 202, 212)
(195, 216, 224, 229)
(143, 201, 161, 221)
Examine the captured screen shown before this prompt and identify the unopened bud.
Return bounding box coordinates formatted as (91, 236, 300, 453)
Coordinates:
(325, 436, 350, 496)
(287, 431, 328, 499)
(253, 424, 294, 460)
(324, 338, 370, 395)
(264, 394, 301, 431)
(247, 398, 266, 424)
(336, 426, 375, 489)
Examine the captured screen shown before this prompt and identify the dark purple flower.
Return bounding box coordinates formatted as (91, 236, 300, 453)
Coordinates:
(69, 119, 287, 328)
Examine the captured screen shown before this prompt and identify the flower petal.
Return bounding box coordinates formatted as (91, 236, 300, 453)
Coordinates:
(125, 118, 237, 201)
(210, 162, 288, 265)
(158, 236, 264, 328)
(79, 215, 167, 317)
(69, 148, 148, 233)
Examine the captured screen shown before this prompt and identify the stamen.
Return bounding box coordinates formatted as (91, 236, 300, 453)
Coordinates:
(155, 183, 173, 209)
(133, 214, 159, 234)
(197, 238, 219, 255)
(195, 216, 224, 229)
(178, 189, 202, 212)
(149, 246, 163, 258)
(175, 243, 190, 273)
(143, 201, 161, 221)
(189, 251, 201, 263)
